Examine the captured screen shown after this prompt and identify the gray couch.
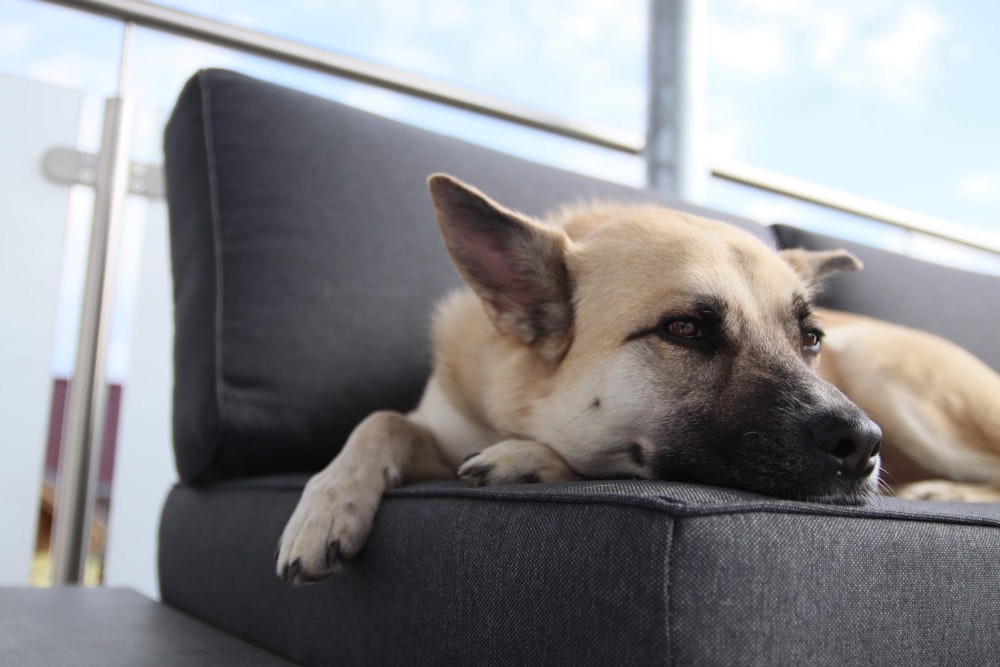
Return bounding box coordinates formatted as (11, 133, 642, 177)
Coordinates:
(159, 69, 1000, 666)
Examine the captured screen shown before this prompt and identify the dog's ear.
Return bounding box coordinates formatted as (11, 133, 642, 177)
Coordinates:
(428, 173, 573, 362)
(779, 248, 863, 283)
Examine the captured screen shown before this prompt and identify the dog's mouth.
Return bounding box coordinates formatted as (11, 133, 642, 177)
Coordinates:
(652, 428, 882, 505)
(779, 465, 881, 505)
(661, 463, 880, 505)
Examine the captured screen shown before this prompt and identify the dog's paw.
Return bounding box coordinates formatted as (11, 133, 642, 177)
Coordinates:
(895, 479, 1000, 503)
(275, 471, 386, 584)
(458, 439, 580, 487)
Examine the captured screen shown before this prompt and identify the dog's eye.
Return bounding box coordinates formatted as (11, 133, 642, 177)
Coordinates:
(666, 319, 702, 339)
(656, 317, 706, 344)
(802, 330, 823, 353)
(628, 311, 720, 351)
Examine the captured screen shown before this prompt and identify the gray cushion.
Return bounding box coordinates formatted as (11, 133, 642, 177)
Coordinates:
(773, 225, 1000, 372)
(164, 69, 772, 483)
(159, 476, 1000, 666)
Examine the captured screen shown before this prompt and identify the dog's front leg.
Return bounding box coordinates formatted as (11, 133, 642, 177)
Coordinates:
(276, 410, 451, 584)
(458, 439, 581, 486)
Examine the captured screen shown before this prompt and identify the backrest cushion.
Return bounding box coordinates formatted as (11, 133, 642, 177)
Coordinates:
(773, 224, 1000, 372)
(164, 69, 772, 483)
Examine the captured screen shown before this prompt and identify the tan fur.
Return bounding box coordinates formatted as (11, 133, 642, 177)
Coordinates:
(276, 175, 1000, 584)
(818, 308, 1000, 498)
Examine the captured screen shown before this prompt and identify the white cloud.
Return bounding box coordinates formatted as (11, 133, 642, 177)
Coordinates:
(0, 21, 31, 54)
(823, 4, 952, 105)
(709, 23, 793, 76)
(709, 1, 954, 106)
(957, 172, 1000, 202)
(427, 0, 470, 31)
(706, 103, 754, 161)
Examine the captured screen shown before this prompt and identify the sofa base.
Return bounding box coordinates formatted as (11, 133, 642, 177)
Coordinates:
(160, 477, 1000, 665)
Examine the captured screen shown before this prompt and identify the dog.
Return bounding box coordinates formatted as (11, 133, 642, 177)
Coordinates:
(276, 174, 1000, 584)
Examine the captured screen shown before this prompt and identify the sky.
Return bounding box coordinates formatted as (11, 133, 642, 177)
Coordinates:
(161, 0, 1000, 236)
(2, 0, 1000, 377)
(3, 0, 999, 231)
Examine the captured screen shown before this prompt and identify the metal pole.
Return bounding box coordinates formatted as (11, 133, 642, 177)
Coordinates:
(645, 0, 707, 202)
(50, 26, 135, 585)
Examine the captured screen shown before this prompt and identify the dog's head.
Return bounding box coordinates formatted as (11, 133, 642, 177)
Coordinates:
(429, 174, 881, 503)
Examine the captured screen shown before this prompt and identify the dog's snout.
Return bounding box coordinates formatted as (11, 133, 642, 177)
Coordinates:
(811, 415, 882, 477)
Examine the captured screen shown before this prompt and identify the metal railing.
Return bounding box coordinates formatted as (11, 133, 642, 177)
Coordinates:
(49, 0, 999, 254)
(712, 161, 1000, 255)
(47, 0, 643, 154)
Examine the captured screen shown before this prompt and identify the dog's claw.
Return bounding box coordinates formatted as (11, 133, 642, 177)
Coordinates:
(466, 464, 494, 478)
(282, 558, 302, 584)
(458, 461, 495, 487)
(326, 540, 341, 567)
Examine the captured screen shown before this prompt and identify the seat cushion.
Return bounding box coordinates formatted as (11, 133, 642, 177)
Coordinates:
(164, 69, 773, 483)
(773, 224, 1000, 372)
(159, 477, 1000, 665)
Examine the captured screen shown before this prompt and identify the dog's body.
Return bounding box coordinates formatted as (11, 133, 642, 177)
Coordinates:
(277, 175, 1000, 583)
(816, 308, 1000, 497)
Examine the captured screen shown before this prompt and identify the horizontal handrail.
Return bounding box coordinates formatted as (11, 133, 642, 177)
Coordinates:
(46, 0, 999, 256)
(46, 0, 643, 154)
(712, 161, 1000, 255)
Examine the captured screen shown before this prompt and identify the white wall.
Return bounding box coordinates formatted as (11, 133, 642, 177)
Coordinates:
(0, 74, 82, 586)
(103, 198, 176, 600)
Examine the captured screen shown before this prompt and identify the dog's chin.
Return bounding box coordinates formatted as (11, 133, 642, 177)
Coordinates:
(766, 469, 881, 506)
(659, 460, 881, 506)
(795, 481, 878, 506)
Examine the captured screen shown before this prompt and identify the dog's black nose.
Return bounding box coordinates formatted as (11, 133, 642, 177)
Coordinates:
(811, 415, 882, 477)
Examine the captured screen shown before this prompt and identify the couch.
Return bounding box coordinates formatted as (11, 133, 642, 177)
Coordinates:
(159, 69, 1000, 666)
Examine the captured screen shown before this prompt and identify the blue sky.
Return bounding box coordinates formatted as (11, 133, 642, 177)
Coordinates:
(3, 0, 998, 235)
(2, 0, 999, 377)
(705, 0, 1000, 235)
(148, 0, 1000, 236)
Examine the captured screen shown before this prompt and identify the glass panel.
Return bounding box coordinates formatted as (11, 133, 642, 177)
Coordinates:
(103, 194, 173, 600)
(0, 73, 82, 586)
(0, 0, 123, 586)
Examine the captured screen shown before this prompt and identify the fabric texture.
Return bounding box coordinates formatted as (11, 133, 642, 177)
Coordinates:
(159, 477, 1000, 666)
(773, 224, 1000, 371)
(164, 69, 773, 484)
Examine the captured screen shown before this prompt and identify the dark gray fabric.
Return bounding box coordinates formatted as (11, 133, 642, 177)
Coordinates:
(671, 513, 1000, 666)
(164, 68, 773, 484)
(0, 587, 292, 666)
(773, 224, 1000, 372)
(159, 478, 1000, 666)
(160, 479, 674, 666)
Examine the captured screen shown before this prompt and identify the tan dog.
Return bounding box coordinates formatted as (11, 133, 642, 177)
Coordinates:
(276, 175, 1000, 584)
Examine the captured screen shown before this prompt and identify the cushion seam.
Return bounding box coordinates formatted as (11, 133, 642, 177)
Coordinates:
(177, 480, 1000, 528)
(198, 69, 228, 475)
